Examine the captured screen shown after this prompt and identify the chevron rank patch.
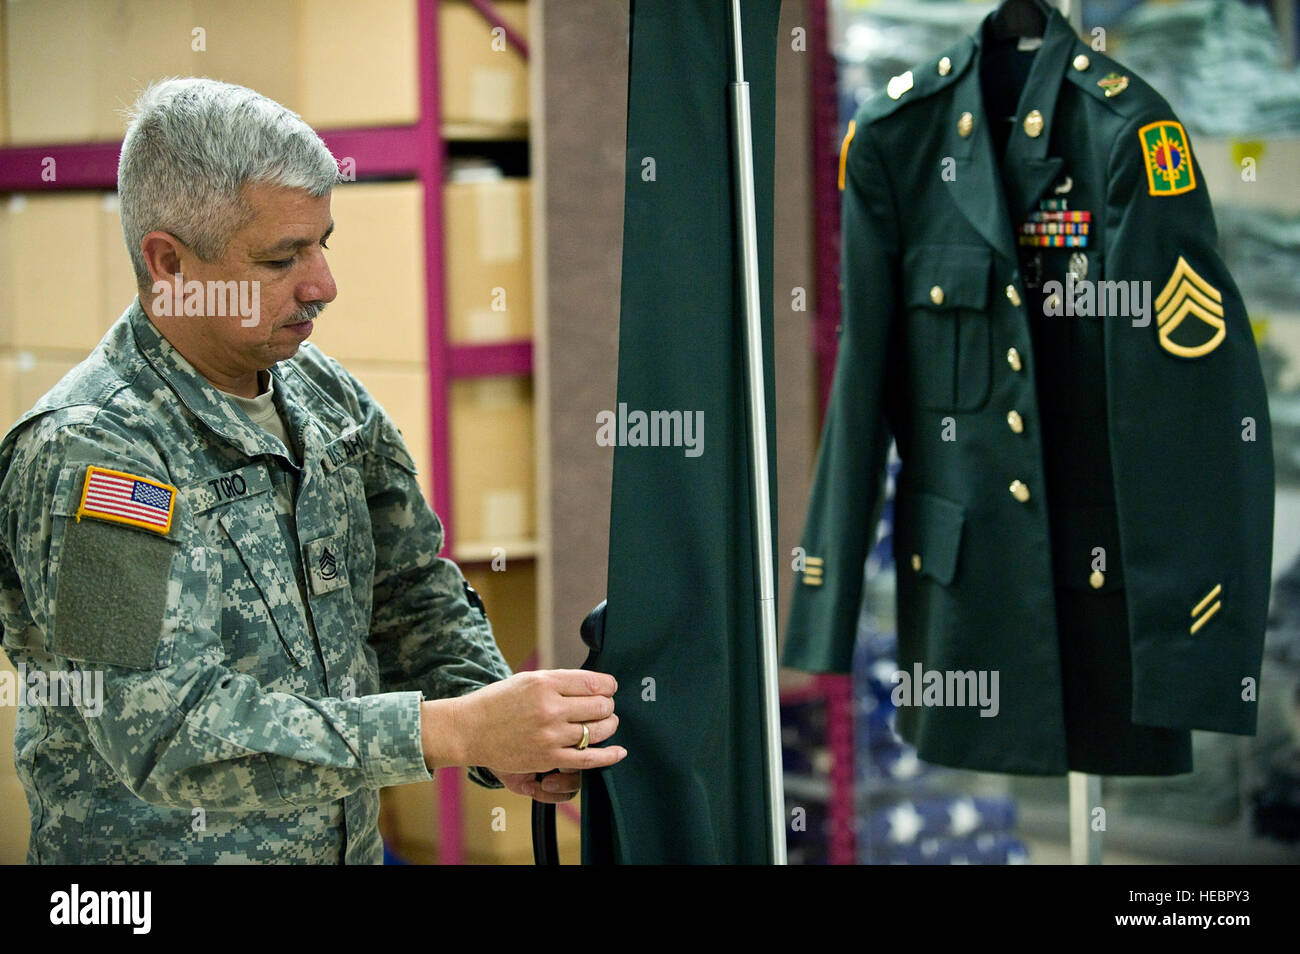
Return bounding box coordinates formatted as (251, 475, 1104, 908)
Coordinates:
(75, 466, 177, 535)
(1140, 120, 1196, 196)
(802, 556, 824, 587)
(1156, 256, 1225, 358)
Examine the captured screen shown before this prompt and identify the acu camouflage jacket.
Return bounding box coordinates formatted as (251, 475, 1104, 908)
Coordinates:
(0, 299, 511, 863)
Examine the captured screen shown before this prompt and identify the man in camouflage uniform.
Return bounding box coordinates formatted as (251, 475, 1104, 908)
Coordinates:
(0, 78, 624, 864)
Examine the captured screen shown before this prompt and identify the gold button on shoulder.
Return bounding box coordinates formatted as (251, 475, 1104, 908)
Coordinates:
(957, 111, 973, 138)
(1006, 410, 1024, 434)
(1023, 109, 1044, 138)
(911, 554, 922, 572)
(887, 71, 914, 100)
(938, 56, 952, 77)
(1009, 480, 1030, 503)
(1089, 569, 1105, 589)
(1005, 285, 1022, 307)
(1006, 347, 1022, 372)
(1073, 54, 1090, 72)
(930, 285, 945, 305)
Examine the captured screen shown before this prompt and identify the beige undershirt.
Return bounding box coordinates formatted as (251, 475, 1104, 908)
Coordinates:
(226, 371, 292, 450)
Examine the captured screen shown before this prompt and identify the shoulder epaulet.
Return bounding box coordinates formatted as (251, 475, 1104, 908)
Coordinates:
(1062, 41, 1168, 118)
(854, 36, 975, 128)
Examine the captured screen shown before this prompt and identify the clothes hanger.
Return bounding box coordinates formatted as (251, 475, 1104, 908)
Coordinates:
(989, 0, 1048, 40)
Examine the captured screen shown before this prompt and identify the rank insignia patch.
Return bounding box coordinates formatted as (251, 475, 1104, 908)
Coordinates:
(1155, 256, 1225, 358)
(1140, 120, 1196, 196)
(75, 466, 177, 535)
(802, 556, 824, 587)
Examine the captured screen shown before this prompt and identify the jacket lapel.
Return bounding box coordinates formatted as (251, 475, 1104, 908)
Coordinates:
(943, 38, 1018, 264)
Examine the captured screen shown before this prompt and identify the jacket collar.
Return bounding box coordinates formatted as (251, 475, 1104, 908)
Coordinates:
(943, 2, 1077, 262)
(128, 298, 303, 465)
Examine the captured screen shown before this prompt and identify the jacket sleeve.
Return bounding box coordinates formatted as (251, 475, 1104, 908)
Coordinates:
(782, 117, 900, 674)
(1103, 109, 1274, 734)
(354, 385, 512, 786)
(0, 417, 437, 810)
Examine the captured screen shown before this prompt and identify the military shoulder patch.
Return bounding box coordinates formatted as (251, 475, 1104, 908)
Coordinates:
(76, 465, 177, 535)
(838, 119, 856, 192)
(1155, 256, 1225, 358)
(1139, 120, 1196, 196)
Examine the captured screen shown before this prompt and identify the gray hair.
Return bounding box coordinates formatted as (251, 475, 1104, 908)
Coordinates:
(118, 77, 340, 288)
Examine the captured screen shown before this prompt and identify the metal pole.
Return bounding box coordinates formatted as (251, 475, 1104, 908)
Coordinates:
(1068, 771, 1103, 864)
(728, 0, 788, 866)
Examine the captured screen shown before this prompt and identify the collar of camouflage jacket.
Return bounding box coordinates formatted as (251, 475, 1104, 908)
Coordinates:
(127, 298, 319, 468)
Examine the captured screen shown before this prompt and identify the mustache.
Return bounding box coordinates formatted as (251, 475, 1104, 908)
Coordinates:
(289, 301, 327, 323)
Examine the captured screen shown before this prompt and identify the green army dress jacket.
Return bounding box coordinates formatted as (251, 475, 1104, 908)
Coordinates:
(0, 299, 510, 863)
(783, 6, 1274, 775)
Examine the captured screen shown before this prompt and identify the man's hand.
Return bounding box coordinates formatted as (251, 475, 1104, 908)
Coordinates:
(420, 669, 626, 776)
(495, 768, 581, 803)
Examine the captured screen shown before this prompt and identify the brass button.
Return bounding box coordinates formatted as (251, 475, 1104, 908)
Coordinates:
(1009, 480, 1030, 503)
(1046, 293, 1061, 312)
(1006, 347, 1022, 372)
(930, 285, 945, 305)
(1006, 410, 1024, 434)
(1073, 54, 1090, 72)
(887, 71, 914, 100)
(938, 56, 952, 77)
(1006, 285, 1022, 307)
(1089, 569, 1105, 589)
(911, 554, 922, 572)
(957, 111, 973, 138)
(1023, 109, 1044, 138)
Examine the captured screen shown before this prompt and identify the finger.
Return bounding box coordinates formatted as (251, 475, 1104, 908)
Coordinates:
(583, 713, 619, 747)
(552, 744, 628, 772)
(528, 787, 578, 804)
(556, 693, 617, 725)
(540, 772, 580, 795)
(545, 669, 618, 697)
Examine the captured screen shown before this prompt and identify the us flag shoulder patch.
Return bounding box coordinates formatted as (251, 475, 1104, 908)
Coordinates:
(75, 465, 177, 535)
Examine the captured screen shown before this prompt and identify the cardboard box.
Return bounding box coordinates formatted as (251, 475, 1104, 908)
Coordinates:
(463, 559, 535, 671)
(0, 0, 10, 146)
(381, 778, 440, 859)
(0, 773, 30, 864)
(307, 182, 427, 364)
(384, 775, 580, 866)
(89, 0, 201, 141)
(4, 0, 101, 144)
(15, 355, 82, 417)
(439, 0, 529, 129)
(0, 200, 12, 348)
(0, 356, 17, 432)
(9, 194, 113, 352)
(345, 362, 431, 503)
(100, 193, 142, 321)
(450, 376, 534, 547)
(444, 179, 532, 344)
(295, 0, 417, 129)
(0, 651, 17, 773)
(456, 782, 580, 865)
(191, 0, 297, 121)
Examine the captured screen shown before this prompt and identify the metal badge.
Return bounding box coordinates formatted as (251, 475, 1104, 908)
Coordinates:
(1068, 251, 1088, 281)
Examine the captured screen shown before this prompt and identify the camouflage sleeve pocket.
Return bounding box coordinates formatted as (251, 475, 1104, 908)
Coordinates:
(50, 516, 177, 669)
